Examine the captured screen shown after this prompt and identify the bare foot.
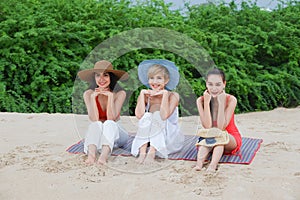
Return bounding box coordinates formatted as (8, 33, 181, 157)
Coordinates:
(96, 145, 110, 165)
(206, 163, 218, 172)
(143, 152, 156, 165)
(194, 164, 203, 171)
(97, 156, 107, 165)
(85, 153, 96, 165)
(194, 155, 205, 171)
(136, 153, 146, 164)
(85, 145, 97, 165)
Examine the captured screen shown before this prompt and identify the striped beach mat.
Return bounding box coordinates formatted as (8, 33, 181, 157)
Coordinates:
(66, 135, 263, 164)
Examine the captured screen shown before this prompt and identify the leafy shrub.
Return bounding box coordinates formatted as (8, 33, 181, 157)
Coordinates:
(0, 0, 299, 115)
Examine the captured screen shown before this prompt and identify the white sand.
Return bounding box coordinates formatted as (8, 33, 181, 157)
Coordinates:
(1, 107, 300, 199)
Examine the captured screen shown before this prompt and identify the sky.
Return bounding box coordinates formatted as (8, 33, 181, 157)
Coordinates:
(164, 0, 282, 10)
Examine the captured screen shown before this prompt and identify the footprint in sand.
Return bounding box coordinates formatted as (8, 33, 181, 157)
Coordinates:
(191, 171, 226, 197)
(159, 162, 200, 185)
(0, 143, 84, 174)
(32, 153, 86, 173)
(0, 152, 18, 168)
(263, 141, 291, 153)
(294, 172, 300, 177)
(76, 165, 107, 183)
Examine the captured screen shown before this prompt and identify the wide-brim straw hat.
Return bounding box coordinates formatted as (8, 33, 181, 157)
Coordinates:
(195, 128, 230, 147)
(77, 60, 129, 82)
(138, 59, 180, 90)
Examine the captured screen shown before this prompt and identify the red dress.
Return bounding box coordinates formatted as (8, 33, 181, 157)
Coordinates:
(202, 95, 242, 155)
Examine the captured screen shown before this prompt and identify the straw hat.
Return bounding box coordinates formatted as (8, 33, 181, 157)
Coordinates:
(138, 59, 180, 90)
(195, 128, 229, 147)
(77, 60, 129, 82)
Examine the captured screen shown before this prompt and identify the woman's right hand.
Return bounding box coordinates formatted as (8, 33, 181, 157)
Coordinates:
(140, 89, 151, 97)
(203, 90, 211, 104)
(91, 90, 101, 99)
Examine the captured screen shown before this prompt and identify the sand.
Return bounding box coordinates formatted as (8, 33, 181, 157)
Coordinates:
(0, 107, 300, 200)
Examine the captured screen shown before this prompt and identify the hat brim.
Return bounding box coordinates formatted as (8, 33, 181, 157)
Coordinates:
(195, 134, 229, 147)
(195, 128, 230, 147)
(196, 127, 224, 138)
(138, 59, 180, 90)
(78, 68, 129, 82)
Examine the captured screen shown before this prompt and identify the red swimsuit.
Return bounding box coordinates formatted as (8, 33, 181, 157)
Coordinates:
(202, 95, 242, 155)
(95, 97, 107, 121)
(219, 112, 242, 155)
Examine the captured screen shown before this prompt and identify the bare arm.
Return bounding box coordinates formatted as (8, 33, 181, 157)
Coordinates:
(105, 90, 126, 121)
(197, 91, 212, 128)
(135, 89, 148, 119)
(83, 89, 99, 122)
(217, 94, 237, 130)
(160, 91, 179, 120)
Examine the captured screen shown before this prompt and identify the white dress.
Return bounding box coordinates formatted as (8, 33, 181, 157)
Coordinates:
(131, 107, 184, 158)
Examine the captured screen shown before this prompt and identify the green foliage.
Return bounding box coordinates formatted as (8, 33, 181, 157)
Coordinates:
(184, 0, 300, 112)
(0, 0, 299, 115)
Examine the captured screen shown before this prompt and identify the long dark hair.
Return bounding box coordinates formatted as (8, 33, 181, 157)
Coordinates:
(88, 72, 123, 92)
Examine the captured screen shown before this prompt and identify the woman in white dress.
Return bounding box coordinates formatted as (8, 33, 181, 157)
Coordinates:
(77, 60, 129, 165)
(131, 59, 184, 164)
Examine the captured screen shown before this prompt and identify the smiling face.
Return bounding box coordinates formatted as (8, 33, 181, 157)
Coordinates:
(95, 72, 111, 89)
(206, 74, 226, 97)
(147, 65, 169, 92)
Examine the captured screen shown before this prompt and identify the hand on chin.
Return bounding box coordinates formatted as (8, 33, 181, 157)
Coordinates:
(151, 89, 163, 96)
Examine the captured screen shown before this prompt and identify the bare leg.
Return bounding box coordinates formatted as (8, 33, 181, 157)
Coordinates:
(194, 146, 212, 171)
(85, 144, 97, 165)
(97, 145, 111, 165)
(136, 143, 148, 164)
(224, 134, 237, 154)
(207, 145, 224, 171)
(143, 146, 156, 165)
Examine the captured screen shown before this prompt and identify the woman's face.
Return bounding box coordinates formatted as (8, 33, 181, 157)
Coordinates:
(95, 72, 110, 89)
(148, 71, 169, 92)
(206, 74, 226, 97)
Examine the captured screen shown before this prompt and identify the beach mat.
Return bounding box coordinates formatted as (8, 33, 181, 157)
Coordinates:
(66, 135, 262, 164)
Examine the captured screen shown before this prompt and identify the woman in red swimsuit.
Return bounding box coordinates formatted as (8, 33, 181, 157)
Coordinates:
(195, 68, 242, 171)
(77, 60, 129, 165)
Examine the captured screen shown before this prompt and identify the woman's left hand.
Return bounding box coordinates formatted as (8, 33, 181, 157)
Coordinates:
(150, 89, 168, 97)
(99, 91, 113, 98)
(95, 88, 113, 98)
(217, 91, 226, 103)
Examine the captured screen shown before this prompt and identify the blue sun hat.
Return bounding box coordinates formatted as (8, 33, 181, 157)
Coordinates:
(138, 59, 180, 90)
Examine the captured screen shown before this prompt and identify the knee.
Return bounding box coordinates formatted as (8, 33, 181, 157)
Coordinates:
(89, 121, 103, 129)
(103, 120, 118, 129)
(103, 120, 116, 125)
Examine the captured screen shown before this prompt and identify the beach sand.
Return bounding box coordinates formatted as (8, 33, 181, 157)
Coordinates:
(1, 107, 300, 200)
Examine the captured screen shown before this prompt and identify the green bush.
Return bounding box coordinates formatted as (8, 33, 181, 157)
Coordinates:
(0, 0, 299, 115)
